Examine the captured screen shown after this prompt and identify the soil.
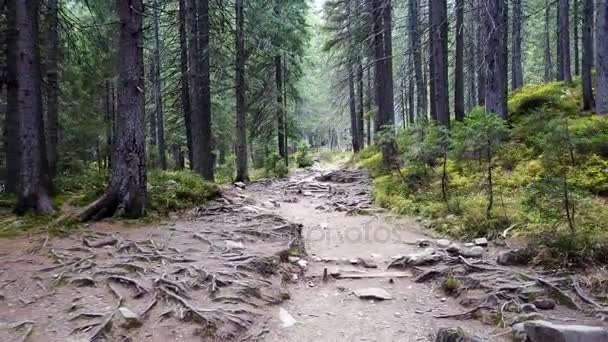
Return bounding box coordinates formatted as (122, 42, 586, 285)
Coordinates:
(0, 163, 605, 341)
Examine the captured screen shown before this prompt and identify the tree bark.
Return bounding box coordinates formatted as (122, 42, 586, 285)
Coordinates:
(196, 0, 214, 180)
(235, 0, 249, 182)
(430, 0, 450, 126)
(408, 0, 427, 117)
(14, 0, 54, 214)
(511, 0, 524, 90)
(80, 0, 146, 221)
(46, 0, 59, 179)
(545, 0, 554, 81)
(5, 0, 19, 194)
(152, 0, 166, 170)
(357, 61, 365, 147)
(483, 0, 508, 119)
(366, 64, 372, 145)
(178, 0, 193, 167)
(348, 64, 360, 152)
(465, 1, 477, 112)
(597, 0, 608, 115)
(574, 0, 580, 76)
(454, 0, 464, 121)
(477, 0, 486, 106)
(558, 0, 572, 82)
(275, 55, 286, 161)
(582, 0, 594, 110)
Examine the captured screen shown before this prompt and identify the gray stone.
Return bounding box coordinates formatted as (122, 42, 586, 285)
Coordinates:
(404, 249, 443, 266)
(417, 239, 431, 248)
(117, 307, 142, 328)
(234, 181, 246, 189)
(446, 243, 462, 254)
(497, 249, 529, 266)
(357, 258, 378, 269)
(459, 246, 484, 258)
(435, 327, 468, 342)
(512, 323, 527, 341)
(522, 320, 608, 342)
(436, 239, 452, 248)
(519, 303, 538, 313)
(512, 313, 545, 325)
(278, 308, 297, 328)
(533, 298, 556, 310)
(474, 238, 488, 247)
(464, 243, 475, 248)
(354, 287, 393, 300)
(297, 260, 308, 269)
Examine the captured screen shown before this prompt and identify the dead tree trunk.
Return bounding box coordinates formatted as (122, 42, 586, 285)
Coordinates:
(14, 0, 54, 214)
(235, 0, 249, 182)
(582, 0, 594, 110)
(80, 0, 146, 221)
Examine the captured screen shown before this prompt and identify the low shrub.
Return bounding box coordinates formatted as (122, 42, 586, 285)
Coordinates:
(294, 142, 314, 168)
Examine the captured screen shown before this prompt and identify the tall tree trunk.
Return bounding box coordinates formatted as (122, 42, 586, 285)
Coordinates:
(545, 0, 554, 81)
(5, 0, 19, 193)
(558, 0, 572, 82)
(597, 0, 608, 115)
(366, 64, 372, 145)
(483, 0, 508, 119)
(235, 0, 249, 182)
(196, 0, 214, 179)
(511, 0, 524, 90)
(357, 62, 365, 147)
(582, 0, 594, 110)
(14, 0, 53, 214)
(408, 0, 427, 117)
(348, 65, 360, 152)
(454, 0, 464, 122)
(275, 55, 286, 161)
(148, 58, 157, 149)
(81, 0, 146, 221)
(152, 0, 166, 170)
(465, 1, 477, 112)
(178, 0, 193, 167)
(46, 0, 59, 179)
(430, 0, 450, 126)
(574, 0, 580, 76)
(105, 80, 114, 169)
(477, 0, 486, 106)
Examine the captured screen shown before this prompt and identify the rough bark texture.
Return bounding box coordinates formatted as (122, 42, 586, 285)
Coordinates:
(178, 0, 193, 167)
(46, 0, 59, 179)
(430, 0, 450, 127)
(574, 0, 580, 76)
(476, 0, 486, 106)
(80, 0, 146, 221)
(408, 0, 426, 117)
(275, 55, 286, 161)
(235, 0, 249, 182)
(511, 0, 524, 90)
(558, 0, 572, 82)
(357, 62, 365, 147)
(483, 0, 508, 119)
(465, 1, 477, 112)
(582, 0, 594, 110)
(545, 0, 554, 81)
(5, 0, 18, 193)
(14, 0, 54, 214)
(348, 65, 360, 152)
(597, 0, 608, 115)
(366, 64, 372, 145)
(152, 0, 167, 170)
(454, 0, 464, 122)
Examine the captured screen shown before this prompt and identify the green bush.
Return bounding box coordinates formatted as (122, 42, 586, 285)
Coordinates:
(264, 152, 289, 178)
(571, 155, 608, 194)
(148, 170, 220, 214)
(294, 142, 314, 168)
(569, 115, 608, 157)
(215, 155, 236, 184)
(508, 82, 579, 120)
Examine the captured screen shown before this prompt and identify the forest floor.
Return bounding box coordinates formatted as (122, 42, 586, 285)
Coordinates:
(0, 161, 605, 341)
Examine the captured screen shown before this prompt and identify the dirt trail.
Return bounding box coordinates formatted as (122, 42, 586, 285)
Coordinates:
(0, 164, 605, 341)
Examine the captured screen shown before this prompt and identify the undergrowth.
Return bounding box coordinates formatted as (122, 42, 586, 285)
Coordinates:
(356, 81, 608, 265)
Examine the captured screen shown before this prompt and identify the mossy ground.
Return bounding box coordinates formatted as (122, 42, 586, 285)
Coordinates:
(0, 168, 219, 238)
(355, 81, 608, 265)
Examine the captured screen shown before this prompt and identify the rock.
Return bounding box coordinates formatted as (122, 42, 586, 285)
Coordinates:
(261, 201, 276, 209)
(225, 240, 244, 250)
(459, 246, 484, 258)
(446, 243, 462, 254)
(436, 239, 451, 248)
(320, 222, 328, 229)
(70, 277, 96, 287)
(533, 298, 556, 310)
(512, 323, 527, 341)
(234, 181, 246, 189)
(519, 303, 538, 313)
(391, 248, 443, 267)
(166, 179, 178, 186)
(497, 249, 529, 266)
(288, 256, 301, 263)
(297, 260, 308, 269)
(311, 256, 322, 262)
(435, 327, 468, 342)
(474, 238, 488, 247)
(464, 243, 475, 248)
(117, 307, 142, 328)
(416, 239, 431, 247)
(349, 258, 360, 265)
(521, 321, 608, 342)
(278, 308, 297, 328)
(353, 287, 393, 301)
(357, 258, 378, 269)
